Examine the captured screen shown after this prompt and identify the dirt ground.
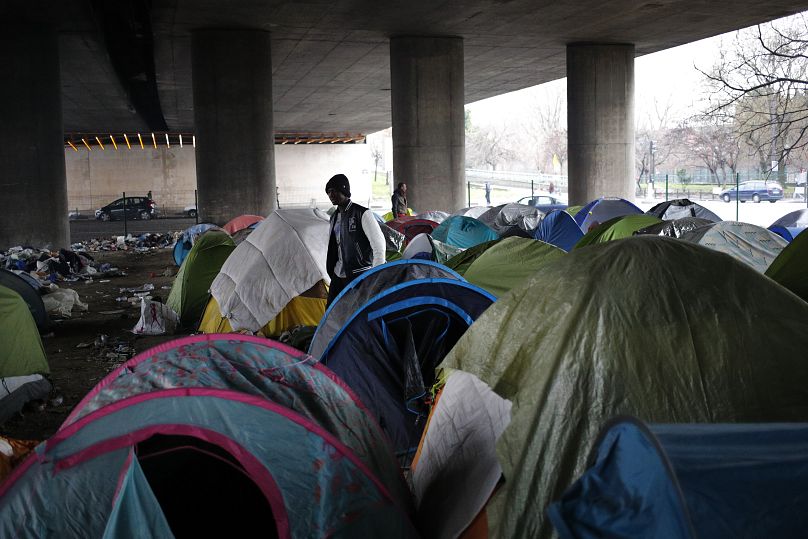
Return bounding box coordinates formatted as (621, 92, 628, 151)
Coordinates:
(1, 247, 189, 442)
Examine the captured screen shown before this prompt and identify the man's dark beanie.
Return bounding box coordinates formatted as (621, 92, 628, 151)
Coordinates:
(325, 174, 351, 198)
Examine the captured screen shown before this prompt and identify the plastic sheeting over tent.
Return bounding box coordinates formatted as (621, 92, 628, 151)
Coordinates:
(680, 220, 788, 273)
(412, 370, 511, 539)
(173, 223, 223, 266)
(0, 269, 48, 331)
(646, 198, 721, 222)
(417, 210, 449, 223)
(209, 209, 330, 332)
(574, 197, 642, 232)
(222, 214, 264, 235)
(635, 217, 713, 238)
(452, 206, 491, 219)
(432, 215, 498, 249)
(309, 260, 463, 360)
(477, 203, 542, 238)
(574, 214, 662, 249)
(765, 226, 808, 302)
(463, 237, 565, 297)
(533, 210, 584, 252)
(167, 230, 235, 328)
(402, 233, 433, 260)
(549, 418, 808, 539)
(441, 236, 808, 538)
(0, 335, 417, 538)
(318, 279, 495, 459)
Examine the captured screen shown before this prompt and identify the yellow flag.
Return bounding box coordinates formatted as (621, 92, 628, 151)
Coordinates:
(552, 153, 561, 172)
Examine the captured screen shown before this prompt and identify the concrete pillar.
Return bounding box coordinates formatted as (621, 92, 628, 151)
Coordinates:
(390, 37, 464, 213)
(567, 43, 635, 205)
(0, 27, 68, 249)
(192, 29, 275, 224)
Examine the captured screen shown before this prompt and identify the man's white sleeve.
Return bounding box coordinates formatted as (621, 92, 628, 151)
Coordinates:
(362, 211, 387, 267)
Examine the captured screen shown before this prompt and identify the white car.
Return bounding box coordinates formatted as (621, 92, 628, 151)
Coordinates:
(184, 204, 197, 218)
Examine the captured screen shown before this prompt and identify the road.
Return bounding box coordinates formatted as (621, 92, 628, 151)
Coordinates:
(70, 217, 198, 243)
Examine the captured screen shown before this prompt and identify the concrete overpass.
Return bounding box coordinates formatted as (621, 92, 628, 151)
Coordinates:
(2, 0, 806, 247)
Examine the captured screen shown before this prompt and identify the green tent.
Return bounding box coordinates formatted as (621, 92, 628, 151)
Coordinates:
(441, 236, 808, 539)
(0, 285, 48, 378)
(765, 227, 808, 302)
(167, 230, 236, 328)
(462, 237, 565, 297)
(565, 205, 583, 217)
(443, 239, 501, 275)
(573, 214, 662, 249)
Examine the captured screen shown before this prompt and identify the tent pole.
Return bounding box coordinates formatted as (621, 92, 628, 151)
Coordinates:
(194, 189, 199, 224)
(736, 172, 740, 221)
(123, 191, 128, 237)
(467, 181, 471, 207)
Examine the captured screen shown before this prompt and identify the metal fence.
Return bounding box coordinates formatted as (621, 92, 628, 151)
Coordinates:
(642, 169, 807, 201)
(465, 169, 568, 207)
(67, 190, 198, 219)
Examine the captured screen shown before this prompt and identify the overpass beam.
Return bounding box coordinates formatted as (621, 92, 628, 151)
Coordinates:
(390, 37, 464, 212)
(567, 43, 635, 205)
(192, 29, 275, 224)
(0, 26, 68, 249)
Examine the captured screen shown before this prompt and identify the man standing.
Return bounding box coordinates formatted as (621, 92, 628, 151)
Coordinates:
(391, 182, 408, 218)
(325, 174, 386, 306)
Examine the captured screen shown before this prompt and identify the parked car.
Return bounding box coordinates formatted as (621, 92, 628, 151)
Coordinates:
(720, 181, 783, 203)
(516, 195, 568, 213)
(95, 196, 157, 221)
(183, 204, 198, 218)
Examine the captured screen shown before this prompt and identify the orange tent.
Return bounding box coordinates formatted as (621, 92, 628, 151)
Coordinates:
(222, 214, 264, 235)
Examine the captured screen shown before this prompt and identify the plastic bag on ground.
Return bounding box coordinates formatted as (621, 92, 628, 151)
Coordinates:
(132, 298, 179, 335)
(42, 288, 88, 318)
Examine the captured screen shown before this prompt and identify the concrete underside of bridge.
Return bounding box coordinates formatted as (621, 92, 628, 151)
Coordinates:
(2, 1, 808, 242)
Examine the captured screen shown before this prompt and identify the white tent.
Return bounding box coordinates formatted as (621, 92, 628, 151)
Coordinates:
(210, 209, 330, 332)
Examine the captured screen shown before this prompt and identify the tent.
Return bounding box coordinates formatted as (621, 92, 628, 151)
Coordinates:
(382, 208, 415, 221)
(388, 218, 441, 245)
(574, 197, 642, 232)
(477, 203, 542, 238)
(411, 370, 511, 539)
(441, 236, 808, 538)
(0, 269, 48, 331)
(533, 210, 584, 252)
(443, 239, 501, 275)
(646, 198, 722, 222)
(207, 209, 330, 333)
(173, 223, 223, 266)
(634, 217, 713, 238)
(1, 335, 416, 537)
(0, 285, 50, 424)
(432, 215, 498, 249)
(166, 230, 235, 328)
(765, 226, 808, 302)
(308, 259, 463, 360)
(769, 225, 804, 242)
(549, 418, 808, 539)
(417, 210, 449, 223)
(452, 206, 491, 219)
(573, 214, 662, 249)
(768, 208, 808, 242)
(222, 214, 264, 235)
(230, 227, 254, 245)
(318, 279, 495, 458)
(463, 237, 566, 297)
(680, 220, 788, 273)
(402, 233, 433, 260)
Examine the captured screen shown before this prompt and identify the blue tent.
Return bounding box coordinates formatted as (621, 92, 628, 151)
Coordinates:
(431, 215, 498, 249)
(173, 223, 222, 266)
(318, 279, 495, 460)
(574, 198, 642, 232)
(1, 335, 416, 538)
(548, 417, 808, 539)
(533, 210, 584, 251)
(309, 259, 462, 360)
(769, 224, 804, 242)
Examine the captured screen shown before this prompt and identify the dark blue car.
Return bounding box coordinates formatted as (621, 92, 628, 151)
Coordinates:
(517, 195, 568, 213)
(720, 181, 783, 203)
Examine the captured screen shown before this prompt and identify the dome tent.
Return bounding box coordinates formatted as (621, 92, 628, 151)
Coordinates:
(432, 215, 498, 249)
(680, 220, 787, 273)
(477, 203, 542, 238)
(573, 214, 662, 249)
(222, 214, 264, 235)
(173, 223, 223, 266)
(443, 239, 501, 275)
(1, 335, 416, 538)
(634, 216, 713, 238)
(646, 198, 721, 222)
(533, 210, 583, 252)
(574, 197, 642, 232)
(765, 226, 808, 302)
(441, 236, 808, 538)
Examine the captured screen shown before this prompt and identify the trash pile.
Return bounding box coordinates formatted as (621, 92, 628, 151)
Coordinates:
(0, 247, 116, 284)
(76, 334, 135, 367)
(72, 232, 177, 254)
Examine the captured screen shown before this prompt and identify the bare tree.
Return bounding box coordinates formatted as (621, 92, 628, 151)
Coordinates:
(700, 15, 808, 179)
(635, 97, 676, 189)
(370, 140, 383, 182)
(521, 87, 567, 172)
(677, 118, 741, 188)
(466, 122, 516, 171)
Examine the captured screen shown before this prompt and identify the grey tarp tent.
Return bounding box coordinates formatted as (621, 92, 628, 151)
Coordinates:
(441, 236, 808, 539)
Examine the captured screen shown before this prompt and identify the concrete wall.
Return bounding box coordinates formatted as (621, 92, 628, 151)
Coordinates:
(65, 143, 373, 215)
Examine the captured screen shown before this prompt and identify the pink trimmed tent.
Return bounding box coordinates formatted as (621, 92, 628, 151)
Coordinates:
(223, 214, 264, 235)
(0, 335, 416, 538)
